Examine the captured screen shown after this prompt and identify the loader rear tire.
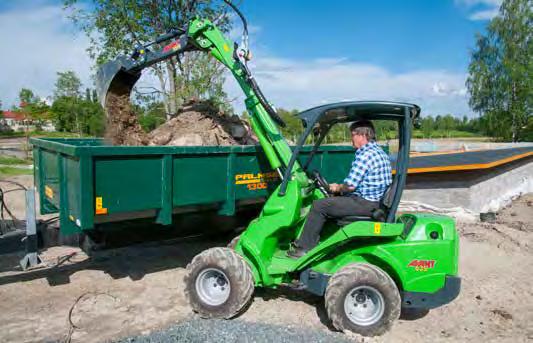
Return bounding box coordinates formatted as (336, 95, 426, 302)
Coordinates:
(325, 263, 401, 336)
(184, 247, 254, 319)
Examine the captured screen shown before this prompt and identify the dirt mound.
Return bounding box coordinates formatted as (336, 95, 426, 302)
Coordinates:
(147, 100, 257, 146)
(104, 85, 256, 147)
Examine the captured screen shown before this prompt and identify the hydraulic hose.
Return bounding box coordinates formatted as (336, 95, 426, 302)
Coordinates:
(224, 0, 286, 128)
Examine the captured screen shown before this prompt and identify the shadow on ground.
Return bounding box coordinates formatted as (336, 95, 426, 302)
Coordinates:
(0, 231, 230, 287)
(0, 206, 259, 286)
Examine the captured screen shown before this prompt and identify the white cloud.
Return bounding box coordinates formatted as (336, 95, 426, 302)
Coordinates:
(226, 56, 473, 117)
(432, 82, 467, 97)
(468, 8, 500, 20)
(0, 3, 92, 108)
(455, 0, 502, 21)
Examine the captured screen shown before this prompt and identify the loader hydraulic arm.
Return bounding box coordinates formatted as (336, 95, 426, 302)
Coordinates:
(188, 20, 294, 169)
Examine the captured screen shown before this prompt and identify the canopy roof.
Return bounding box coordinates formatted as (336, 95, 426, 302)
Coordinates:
(297, 101, 421, 127)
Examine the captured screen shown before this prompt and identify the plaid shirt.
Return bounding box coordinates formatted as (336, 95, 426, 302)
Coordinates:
(343, 141, 392, 201)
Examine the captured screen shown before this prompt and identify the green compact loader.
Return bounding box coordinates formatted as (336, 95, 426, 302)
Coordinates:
(97, 1, 460, 336)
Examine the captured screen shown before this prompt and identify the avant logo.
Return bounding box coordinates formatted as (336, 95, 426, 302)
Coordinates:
(407, 259, 436, 272)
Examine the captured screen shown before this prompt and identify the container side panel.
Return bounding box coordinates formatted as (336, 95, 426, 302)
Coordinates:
(58, 155, 81, 235)
(173, 156, 228, 206)
(79, 156, 94, 230)
(65, 156, 82, 226)
(41, 150, 61, 209)
(95, 157, 163, 214)
(34, 147, 58, 214)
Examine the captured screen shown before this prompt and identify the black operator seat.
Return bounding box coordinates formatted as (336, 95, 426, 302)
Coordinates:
(336, 176, 398, 226)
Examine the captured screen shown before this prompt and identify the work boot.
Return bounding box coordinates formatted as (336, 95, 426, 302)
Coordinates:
(287, 242, 308, 259)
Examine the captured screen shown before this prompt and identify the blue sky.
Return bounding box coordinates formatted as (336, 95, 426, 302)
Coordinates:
(241, 1, 488, 73)
(0, 0, 503, 117)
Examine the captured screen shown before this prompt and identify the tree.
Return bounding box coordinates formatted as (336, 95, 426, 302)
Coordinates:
(17, 89, 51, 129)
(278, 109, 303, 143)
(50, 71, 105, 136)
(138, 100, 167, 132)
(65, 0, 233, 118)
(420, 116, 435, 138)
(19, 88, 38, 105)
(54, 71, 82, 99)
(51, 95, 105, 136)
(466, 0, 532, 141)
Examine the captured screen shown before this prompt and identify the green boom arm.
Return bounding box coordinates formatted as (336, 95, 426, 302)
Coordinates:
(186, 18, 309, 186)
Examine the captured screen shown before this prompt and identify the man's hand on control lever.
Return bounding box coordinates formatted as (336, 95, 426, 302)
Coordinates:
(329, 183, 355, 195)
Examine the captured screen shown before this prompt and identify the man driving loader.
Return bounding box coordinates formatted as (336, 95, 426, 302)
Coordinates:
(288, 120, 393, 258)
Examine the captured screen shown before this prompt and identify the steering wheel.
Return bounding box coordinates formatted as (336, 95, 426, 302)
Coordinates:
(311, 170, 331, 197)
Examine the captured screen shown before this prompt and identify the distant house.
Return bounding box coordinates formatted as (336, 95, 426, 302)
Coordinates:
(1, 110, 27, 132)
(0, 110, 55, 132)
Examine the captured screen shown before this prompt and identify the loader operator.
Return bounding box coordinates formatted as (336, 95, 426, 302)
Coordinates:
(288, 120, 393, 258)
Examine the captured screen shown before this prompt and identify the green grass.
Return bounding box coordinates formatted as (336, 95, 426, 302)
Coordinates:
(0, 131, 91, 138)
(412, 130, 483, 139)
(32, 131, 91, 138)
(375, 130, 484, 141)
(0, 166, 32, 177)
(0, 155, 32, 165)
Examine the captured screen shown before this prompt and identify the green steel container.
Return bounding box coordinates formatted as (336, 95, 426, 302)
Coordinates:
(31, 138, 364, 235)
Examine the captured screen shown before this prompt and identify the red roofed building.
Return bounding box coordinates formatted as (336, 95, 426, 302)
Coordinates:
(1, 110, 27, 132)
(1, 108, 55, 132)
(2, 110, 26, 121)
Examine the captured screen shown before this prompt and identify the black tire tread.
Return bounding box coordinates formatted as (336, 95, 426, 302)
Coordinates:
(325, 263, 401, 336)
(227, 235, 240, 250)
(184, 247, 254, 319)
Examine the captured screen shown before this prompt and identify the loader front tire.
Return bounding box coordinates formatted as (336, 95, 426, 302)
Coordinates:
(325, 263, 401, 336)
(184, 247, 254, 319)
(227, 234, 240, 250)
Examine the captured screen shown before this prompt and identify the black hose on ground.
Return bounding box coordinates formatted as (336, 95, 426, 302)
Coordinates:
(0, 180, 28, 235)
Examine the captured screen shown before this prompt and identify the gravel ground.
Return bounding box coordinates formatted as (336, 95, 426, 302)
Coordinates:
(117, 319, 351, 343)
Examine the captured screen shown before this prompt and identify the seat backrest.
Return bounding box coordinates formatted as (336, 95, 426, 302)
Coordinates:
(381, 175, 399, 209)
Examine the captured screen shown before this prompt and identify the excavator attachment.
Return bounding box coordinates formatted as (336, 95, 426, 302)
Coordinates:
(96, 56, 141, 111)
(96, 29, 190, 112)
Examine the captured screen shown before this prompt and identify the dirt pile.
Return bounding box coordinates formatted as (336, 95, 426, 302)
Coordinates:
(104, 87, 256, 147)
(147, 99, 257, 146)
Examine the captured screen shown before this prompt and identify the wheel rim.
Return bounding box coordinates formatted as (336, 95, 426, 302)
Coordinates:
(195, 268, 231, 306)
(343, 285, 385, 326)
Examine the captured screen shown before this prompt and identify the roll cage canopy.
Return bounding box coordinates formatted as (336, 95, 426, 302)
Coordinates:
(297, 101, 421, 128)
(280, 101, 420, 223)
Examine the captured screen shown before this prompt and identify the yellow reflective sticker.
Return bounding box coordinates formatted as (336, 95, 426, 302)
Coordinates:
(45, 185, 54, 199)
(374, 223, 381, 234)
(96, 208, 108, 215)
(95, 197, 108, 215)
(223, 43, 230, 52)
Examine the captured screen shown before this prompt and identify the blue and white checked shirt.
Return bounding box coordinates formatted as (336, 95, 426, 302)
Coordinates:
(343, 141, 392, 201)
